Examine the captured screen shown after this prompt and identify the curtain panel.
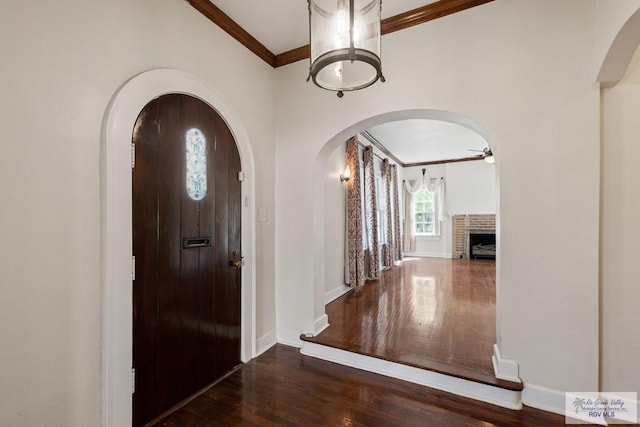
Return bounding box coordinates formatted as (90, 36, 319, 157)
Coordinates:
(345, 137, 365, 287)
(402, 181, 416, 252)
(391, 165, 402, 262)
(382, 159, 393, 267)
(363, 146, 380, 279)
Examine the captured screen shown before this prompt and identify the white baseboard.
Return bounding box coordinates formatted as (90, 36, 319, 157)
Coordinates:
(403, 252, 453, 259)
(597, 393, 639, 425)
(523, 384, 638, 425)
(491, 344, 521, 383)
(256, 329, 277, 356)
(304, 314, 329, 337)
(325, 285, 351, 304)
(314, 314, 329, 335)
(301, 341, 522, 410)
(276, 330, 303, 348)
(522, 383, 567, 416)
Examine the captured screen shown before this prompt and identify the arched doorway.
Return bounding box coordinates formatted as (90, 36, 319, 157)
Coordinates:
(102, 69, 256, 427)
(132, 94, 243, 425)
(304, 110, 518, 409)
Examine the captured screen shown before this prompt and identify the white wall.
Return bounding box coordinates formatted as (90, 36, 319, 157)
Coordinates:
(595, 0, 640, 84)
(402, 161, 495, 258)
(275, 0, 600, 406)
(600, 46, 640, 395)
(0, 1, 276, 425)
(323, 141, 348, 302)
(445, 161, 496, 215)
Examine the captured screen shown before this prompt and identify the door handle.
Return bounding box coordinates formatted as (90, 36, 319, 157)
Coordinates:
(229, 250, 244, 268)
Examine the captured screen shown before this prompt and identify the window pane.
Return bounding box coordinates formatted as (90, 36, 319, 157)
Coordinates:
(415, 202, 423, 212)
(415, 212, 424, 222)
(425, 224, 434, 233)
(425, 213, 433, 223)
(425, 202, 434, 212)
(416, 223, 424, 233)
(186, 128, 207, 201)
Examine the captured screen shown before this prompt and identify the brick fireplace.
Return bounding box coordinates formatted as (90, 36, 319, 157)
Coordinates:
(452, 214, 496, 259)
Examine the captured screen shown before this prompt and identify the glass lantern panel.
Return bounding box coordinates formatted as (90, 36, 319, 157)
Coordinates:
(353, 0, 380, 56)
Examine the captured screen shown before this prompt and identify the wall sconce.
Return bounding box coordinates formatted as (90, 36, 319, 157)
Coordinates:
(340, 166, 351, 182)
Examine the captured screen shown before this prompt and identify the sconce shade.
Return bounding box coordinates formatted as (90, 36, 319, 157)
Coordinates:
(308, 0, 383, 96)
(340, 165, 351, 181)
(484, 154, 495, 164)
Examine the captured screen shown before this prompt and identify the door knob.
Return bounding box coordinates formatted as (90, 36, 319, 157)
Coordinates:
(229, 258, 244, 268)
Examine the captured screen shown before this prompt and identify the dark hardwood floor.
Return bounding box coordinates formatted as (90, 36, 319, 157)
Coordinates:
(154, 344, 565, 426)
(303, 257, 518, 389)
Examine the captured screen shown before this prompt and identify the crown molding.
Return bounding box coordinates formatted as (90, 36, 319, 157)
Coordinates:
(274, 0, 495, 67)
(381, 0, 494, 35)
(403, 156, 483, 168)
(360, 131, 483, 167)
(188, 0, 494, 69)
(187, 0, 277, 67)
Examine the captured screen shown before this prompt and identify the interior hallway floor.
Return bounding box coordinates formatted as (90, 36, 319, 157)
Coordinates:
(154, 344, 563, 426)
(303, 257, 519, 389)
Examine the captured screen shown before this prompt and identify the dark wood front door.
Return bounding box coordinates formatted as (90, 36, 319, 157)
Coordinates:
(132, 94, 242, 426)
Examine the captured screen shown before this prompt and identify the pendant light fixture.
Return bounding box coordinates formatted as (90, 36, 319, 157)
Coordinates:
(307, 0, 385, 98)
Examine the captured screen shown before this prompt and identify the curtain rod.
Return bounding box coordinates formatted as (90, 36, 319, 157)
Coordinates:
(402, 177, 444, 182)
(357, 141, 387, 163)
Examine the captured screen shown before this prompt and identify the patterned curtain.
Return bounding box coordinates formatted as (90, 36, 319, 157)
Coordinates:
(363, 146, 380, 279)
(391, 165, 402, 262)
(345, 137, 365, 287)
(382, 159, 394, 267)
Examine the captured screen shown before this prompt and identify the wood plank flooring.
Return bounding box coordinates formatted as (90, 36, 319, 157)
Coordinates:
(303, 257, 517, 389)
(154, 344, 565, 426)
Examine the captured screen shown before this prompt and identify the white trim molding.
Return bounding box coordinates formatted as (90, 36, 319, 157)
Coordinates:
(491, 344, 521, 383)
(301, 341, 522, 410)
(256, 329, 277, 356)
(521, 383, 567, 416)
(314, 314, 330, 335)
(277, 330, 304, 348)
(305, 313, 329, 336)
(325, 285, 351, 304)
(102, 69, 257, 427)
(403, 252, 453, 259)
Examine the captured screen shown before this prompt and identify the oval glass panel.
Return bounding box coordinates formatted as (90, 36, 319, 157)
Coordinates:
(186, 128, 207, 201)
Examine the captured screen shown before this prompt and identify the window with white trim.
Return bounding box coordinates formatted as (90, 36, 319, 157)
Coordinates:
(414, 189, 438, 235)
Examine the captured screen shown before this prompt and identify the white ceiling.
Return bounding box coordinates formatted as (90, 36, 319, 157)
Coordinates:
(367, 119, 488, 164)
(209, 0, 438, 54)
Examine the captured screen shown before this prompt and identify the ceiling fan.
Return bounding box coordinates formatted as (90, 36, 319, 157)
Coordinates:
(468, 147, 495, 164)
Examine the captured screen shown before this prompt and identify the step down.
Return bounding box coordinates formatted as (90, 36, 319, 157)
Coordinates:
(300, 338, 522, 410)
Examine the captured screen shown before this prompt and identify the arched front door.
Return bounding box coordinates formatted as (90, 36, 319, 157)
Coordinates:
(132, 94, 242, 426)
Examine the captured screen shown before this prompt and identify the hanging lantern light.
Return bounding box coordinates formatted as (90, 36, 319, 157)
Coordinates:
(307, 0, 385, 98)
